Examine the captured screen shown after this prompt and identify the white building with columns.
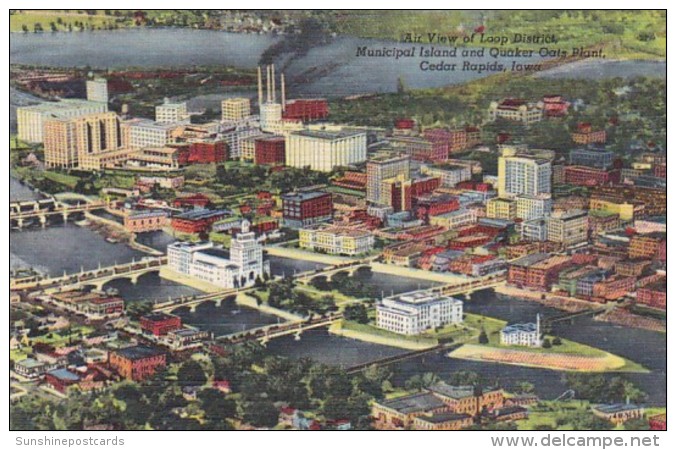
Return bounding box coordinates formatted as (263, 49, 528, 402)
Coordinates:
(376, 292, 463, 335)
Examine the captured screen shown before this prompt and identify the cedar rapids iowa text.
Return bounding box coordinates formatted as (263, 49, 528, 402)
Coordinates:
(356, 38, 605, 73)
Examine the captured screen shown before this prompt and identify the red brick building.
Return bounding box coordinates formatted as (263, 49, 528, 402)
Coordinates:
(282, 99, 329, 122)
(332, 171, 367, 191)
(564, 166, 620, 187)
(254, 136, 286, 165)
(109, 346, 166, 382)
(654, 163, 666, 179)
(171, 209, 229, 234)
(636, 280, 667, 310)
(172, 193, 211, 209)
(281, 191, 333, 228)
(508, 253, 573, 290)
(414, 194, 459, 223)
(592, 275, 636, 301)
(44, 369, 81, 393)
(179, 140, 227, 164)
(140, 312, 182, 336)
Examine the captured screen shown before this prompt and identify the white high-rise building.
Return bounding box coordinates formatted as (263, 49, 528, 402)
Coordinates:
(497, 147, 552, 198)
(376, 292, 463, 335)
(515, 194, 552, 221)
(286, 130, 367, 172)
(155, 99, 189, 124)
(166, 220, 269, 289)
(86, 78, 109, 103)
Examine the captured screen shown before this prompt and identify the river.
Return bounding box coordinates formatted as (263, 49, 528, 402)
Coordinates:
(13, 29, 665, 101)
(9, 178, 665, 405)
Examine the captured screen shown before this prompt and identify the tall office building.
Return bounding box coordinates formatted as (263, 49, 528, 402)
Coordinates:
(86, 78, 109, 103)
(17, 99, 108, 143)
(366, 153, 411, 204)
(497, 147, 552, 198)
(221, 98, 251, 121)
(43, 111, 123, 168)
(547, 209, 589, 247)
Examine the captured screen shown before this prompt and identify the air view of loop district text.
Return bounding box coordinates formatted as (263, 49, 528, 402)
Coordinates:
(9, 10, 666, 432)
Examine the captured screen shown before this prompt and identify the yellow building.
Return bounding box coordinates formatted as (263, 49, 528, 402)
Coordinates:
(299, 224, 374, 256)
(589, 198, 641, 222)
(486, 197, 517, 220)
(43, 111, 124, 169)
(221, 98, 251, 121)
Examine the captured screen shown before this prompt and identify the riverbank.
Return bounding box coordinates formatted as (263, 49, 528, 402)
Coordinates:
(236, 293, 304, 323)
(495, 285, 666, 333)
(158, 267, 219, 294)
(328, 321, 436, 351)
(265, 245, 470, 284)
(83, 211, 163, 256)
(449, 344, 647, 373)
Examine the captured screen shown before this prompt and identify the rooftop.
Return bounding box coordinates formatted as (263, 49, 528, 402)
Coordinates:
(46, 368, 80, 382)
(378, 392, 446, 415)
(114, 345, 165, 361)
(415, 412, 472, 424)
(593, 404, 643, 414)
(174, 209, 230, 221)
(426, 383, 476, 400)
(292, 130, 365, 140)
(281, 190, 330, 201)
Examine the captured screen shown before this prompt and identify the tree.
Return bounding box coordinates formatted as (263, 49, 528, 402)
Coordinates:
(552, 336, 562, 346)
(198, 388, 236, 423)
(241, 399, 279, 428)
(343, 303, 369, 324)
(478, 329, 489, 344)
(622, 418, 650, 430)
(448, 370, 481, 386)
(176, 360, 207, 387)
(542, 338, 552, 349)
(515, 381, 535, 394)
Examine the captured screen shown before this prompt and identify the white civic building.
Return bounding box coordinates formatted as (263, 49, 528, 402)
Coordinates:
(376, 292, 463, 335)
(167, 220, 269, 289)
(500, 314, 543, 347)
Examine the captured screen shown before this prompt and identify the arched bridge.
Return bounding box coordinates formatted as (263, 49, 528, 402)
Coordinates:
(10, 257, 167, 292)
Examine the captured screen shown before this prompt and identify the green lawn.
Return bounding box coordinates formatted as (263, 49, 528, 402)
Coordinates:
(42, 171, 80, 189)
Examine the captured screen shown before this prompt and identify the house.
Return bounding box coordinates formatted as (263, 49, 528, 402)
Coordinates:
(44, 368, 81, 394)
(492, 406, 529, 422)
(592, 404, 645, 425)
(412, 412, 473, 430)
(372, 392, 448, 429)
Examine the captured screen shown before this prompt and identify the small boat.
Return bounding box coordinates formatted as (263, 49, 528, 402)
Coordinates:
(231, 309, 241, 315)
(105, 237, 119, 244)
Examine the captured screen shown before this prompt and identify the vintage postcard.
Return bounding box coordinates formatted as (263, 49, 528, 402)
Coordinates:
(9, 9, 666, 436)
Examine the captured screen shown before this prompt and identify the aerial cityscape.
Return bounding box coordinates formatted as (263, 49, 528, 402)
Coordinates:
(9, 10, 666, 432)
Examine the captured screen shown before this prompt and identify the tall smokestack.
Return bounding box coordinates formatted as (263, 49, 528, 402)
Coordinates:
(281, 73, 286, 111)
(266, 65, 272, 103)
(257, 66, 263, 109)
(271, 64, 276, 103)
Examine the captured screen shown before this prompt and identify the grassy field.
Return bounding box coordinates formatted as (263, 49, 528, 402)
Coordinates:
(11, 10, 124, 32)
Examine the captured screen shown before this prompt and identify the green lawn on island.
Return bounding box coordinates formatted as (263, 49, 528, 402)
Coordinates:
(340, 320, 438, 346)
